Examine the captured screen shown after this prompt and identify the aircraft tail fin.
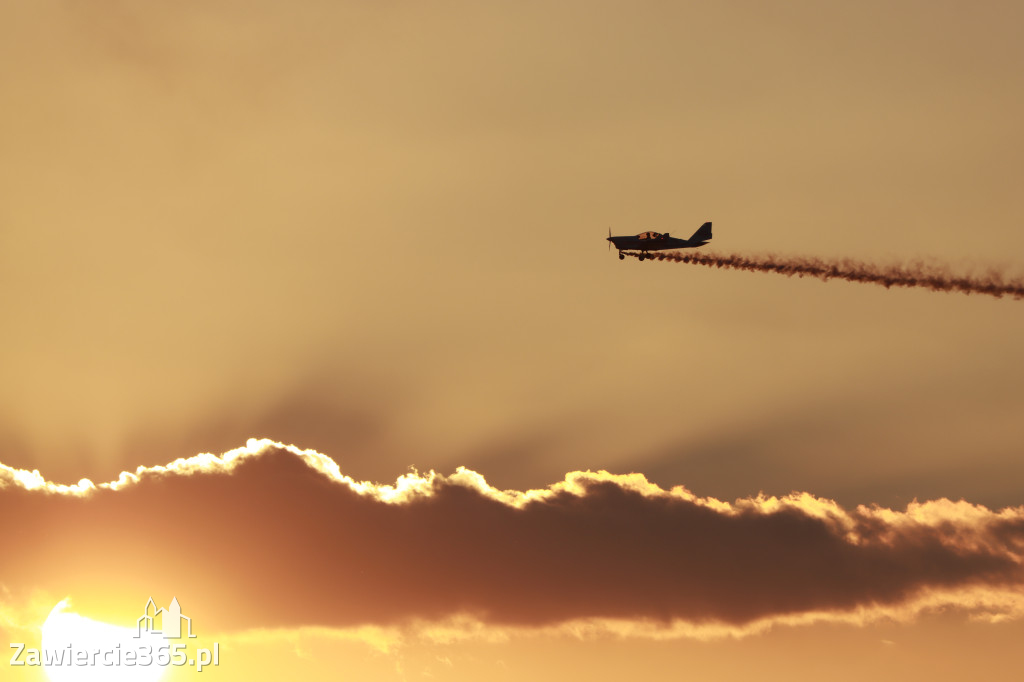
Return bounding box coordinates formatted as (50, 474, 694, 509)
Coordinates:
(688, 221, 712, 243)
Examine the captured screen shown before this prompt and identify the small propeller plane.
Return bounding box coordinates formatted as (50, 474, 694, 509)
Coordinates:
(607, 221, 712, 260)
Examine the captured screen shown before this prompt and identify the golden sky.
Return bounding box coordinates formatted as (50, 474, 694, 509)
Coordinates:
(2, 1, 1024, 680)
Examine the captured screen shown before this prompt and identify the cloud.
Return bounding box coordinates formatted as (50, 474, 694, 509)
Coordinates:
(1, 439, 1023, 639)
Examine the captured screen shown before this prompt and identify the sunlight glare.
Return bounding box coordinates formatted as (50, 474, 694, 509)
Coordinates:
(41, 601, 166, 682)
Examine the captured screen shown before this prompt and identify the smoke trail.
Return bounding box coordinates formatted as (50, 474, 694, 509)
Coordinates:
(630, 251, 1024, 299)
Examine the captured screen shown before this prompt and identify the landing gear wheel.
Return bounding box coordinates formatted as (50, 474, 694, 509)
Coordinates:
(618, 253, 625, 260)
(638, 254, 645, 261)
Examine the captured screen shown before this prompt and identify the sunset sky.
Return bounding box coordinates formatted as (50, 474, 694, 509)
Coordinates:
(2, 1, 1024, 680)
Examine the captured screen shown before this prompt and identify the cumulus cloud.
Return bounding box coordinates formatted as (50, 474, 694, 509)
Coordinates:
(1, 439, 1023, 639)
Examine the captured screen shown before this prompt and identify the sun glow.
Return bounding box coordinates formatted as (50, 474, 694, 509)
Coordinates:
(40, 601, 165, 682)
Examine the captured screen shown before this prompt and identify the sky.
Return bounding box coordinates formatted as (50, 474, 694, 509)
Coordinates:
(1, 1, 1023, 680)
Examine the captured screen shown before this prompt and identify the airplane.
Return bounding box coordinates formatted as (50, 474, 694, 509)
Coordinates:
(607, 221, 712, 260)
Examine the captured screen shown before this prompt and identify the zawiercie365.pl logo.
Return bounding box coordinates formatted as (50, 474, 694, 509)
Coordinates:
(10, 597, 221, 676)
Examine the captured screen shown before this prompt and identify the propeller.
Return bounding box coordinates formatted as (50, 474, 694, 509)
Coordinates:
(608, 226, 611, 251)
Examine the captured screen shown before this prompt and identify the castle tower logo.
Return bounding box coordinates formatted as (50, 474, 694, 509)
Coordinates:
(135, 597, 197, 639)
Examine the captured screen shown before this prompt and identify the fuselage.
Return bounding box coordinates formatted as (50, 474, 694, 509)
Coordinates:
(607, 235, 705, 252)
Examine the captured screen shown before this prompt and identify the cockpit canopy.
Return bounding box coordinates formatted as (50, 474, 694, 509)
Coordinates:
(637, 231, 668, 240)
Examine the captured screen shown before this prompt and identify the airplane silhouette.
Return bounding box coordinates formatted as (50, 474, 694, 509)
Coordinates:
(607, 221, 712, 260)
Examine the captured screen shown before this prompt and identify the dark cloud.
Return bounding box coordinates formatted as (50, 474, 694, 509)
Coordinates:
(1, 443, 1022, 636)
